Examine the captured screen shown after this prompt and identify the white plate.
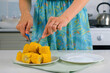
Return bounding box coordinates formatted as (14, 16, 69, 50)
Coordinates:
(60, 53, 104, 63)
(14, 56, 59, 66)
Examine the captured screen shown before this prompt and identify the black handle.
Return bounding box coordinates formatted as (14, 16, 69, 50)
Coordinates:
(97, 2, 110, 13)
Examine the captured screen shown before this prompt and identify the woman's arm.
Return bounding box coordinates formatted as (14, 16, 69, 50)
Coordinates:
(16, 0, 33, 40)
(42, 0, 89, 38)
(61, 0, 89, 22)
(19, 0, 31, 15)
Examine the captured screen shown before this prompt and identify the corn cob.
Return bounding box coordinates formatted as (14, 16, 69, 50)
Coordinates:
(39, 46, 51, 54)
(23, 44, 31, 53)
(41, 54, 51, 63)
(31, 53, 42, 64)
(30, 42, 41, 53)
(16, 51, 22, 61)
(22, 53, 32, 63)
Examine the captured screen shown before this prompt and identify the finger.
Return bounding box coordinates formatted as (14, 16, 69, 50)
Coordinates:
(42, 26, 48, 36)
(20, 24, 29, 40)
(44, 34, 50, 38)
(47, 21, 55, 34)
(16, 21, 23, 30)
(20, 31, 29, 40)
(42, 28, 49, 38)
(44, 28, 50, 37)
(48, 26, 54, 34)
(42, 33, 50, 39)
(58, 23, 63, 30)
(20, 26, 25, 37)
(42, 16, 54, 38)
(48, 27, 53, 35)
(16, 23, 21, 31)
(26, 22, 32, 34)
(52, 22, 59, 32)
(43, 18, 53, 35)
(52, 25, 57, 32)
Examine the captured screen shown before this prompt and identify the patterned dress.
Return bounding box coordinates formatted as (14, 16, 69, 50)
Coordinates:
(32, 0, 93, 50)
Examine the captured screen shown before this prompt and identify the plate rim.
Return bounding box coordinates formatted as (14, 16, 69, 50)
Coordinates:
(60, 53, 104, 63)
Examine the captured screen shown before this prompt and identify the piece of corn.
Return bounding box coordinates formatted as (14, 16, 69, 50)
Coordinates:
(30, 42, 41, 53)
(41, 54, 51, 63)
(39, 46, 51, 54)
(16, 51, 22, 61)
(31, 53, 42, 64)
(23, 44, 31, 53)
(22, 53, 32, 63)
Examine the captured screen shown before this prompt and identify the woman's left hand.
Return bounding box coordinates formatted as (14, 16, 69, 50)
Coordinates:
(42, 15, 69, 38)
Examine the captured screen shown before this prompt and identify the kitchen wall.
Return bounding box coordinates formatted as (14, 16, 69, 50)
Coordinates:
(0, 0, 36, 29)
(0, 0, 110, 28)
(0, 0, 35, 19)
(0, 0, 110, 20)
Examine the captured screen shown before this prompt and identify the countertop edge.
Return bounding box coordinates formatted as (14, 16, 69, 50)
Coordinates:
(0, 29, 32, 33)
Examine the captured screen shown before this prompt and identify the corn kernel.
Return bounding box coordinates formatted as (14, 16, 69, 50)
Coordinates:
(30, 42, 41, 53)
(23, 44, 31, 53)
(22, 53, 32, 63)
(41, 54, 51, 63)
(39, 46, 51, 54)
(31, 53, 42, 64)
(16, 51, 22, 61)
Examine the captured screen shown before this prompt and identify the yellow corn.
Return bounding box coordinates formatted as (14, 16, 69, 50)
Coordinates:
(23, 44, 31, 53)
(31, 53, 42, 64)
(16, 51, 22, 61)
(41, 54, 51, 63)
(16, 42, 52, 64)
(39, 46, 51, 54)
(30, 42, 41, 53)
(22, 53, 32, 63)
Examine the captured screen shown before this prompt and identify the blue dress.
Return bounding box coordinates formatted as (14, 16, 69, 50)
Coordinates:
(32, 0, 93, 50)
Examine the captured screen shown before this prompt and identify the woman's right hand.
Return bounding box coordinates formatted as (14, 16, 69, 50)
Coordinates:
(16, 12, 33, 40)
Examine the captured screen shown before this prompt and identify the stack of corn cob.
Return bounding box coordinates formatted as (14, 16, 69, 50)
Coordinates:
(16, 42, 51, 64)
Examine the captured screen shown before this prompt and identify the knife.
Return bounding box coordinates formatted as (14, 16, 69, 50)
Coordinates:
(37, 37, 42, 43)
(25, 34, 31, 42)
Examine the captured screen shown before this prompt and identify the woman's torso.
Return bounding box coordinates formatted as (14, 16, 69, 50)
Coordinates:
(32, 0, 93, 50)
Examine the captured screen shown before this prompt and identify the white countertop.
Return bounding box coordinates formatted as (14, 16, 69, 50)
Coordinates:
(0, 29, 32, 33)
(0, 29, 19, 32)
(0, 50, 110, 73)
(0, 28, 110, 32)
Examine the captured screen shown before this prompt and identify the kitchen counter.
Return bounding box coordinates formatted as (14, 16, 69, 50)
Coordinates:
(1, 28, 110, 33)
(0, 29, 19, 33)
(0, 29, 32, 33)
(0, 50, 110, 73)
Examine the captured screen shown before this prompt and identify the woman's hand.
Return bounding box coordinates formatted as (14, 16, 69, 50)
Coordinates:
(42, 15, 69, 38)
(16, 13, 33, 40)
